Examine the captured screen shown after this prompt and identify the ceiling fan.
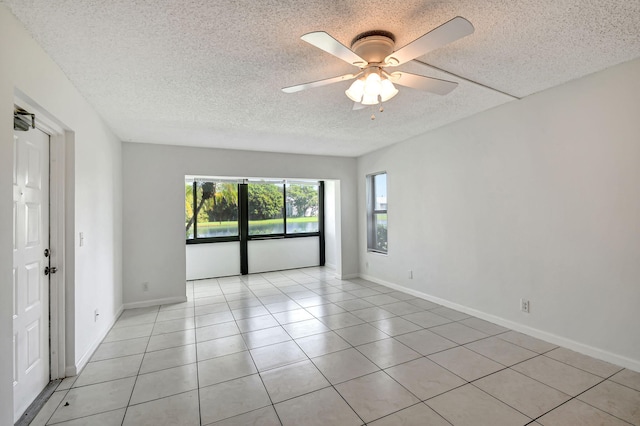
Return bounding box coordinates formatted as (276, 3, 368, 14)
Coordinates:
(282, 17, 474, 112)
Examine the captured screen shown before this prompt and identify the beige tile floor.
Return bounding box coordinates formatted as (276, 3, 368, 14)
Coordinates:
(33, 267, 640, 425)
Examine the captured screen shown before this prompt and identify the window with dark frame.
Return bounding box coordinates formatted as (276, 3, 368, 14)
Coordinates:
(185, 178, 240, 243)
(367, 172, 388, 253)
(186, 177, 321, 244)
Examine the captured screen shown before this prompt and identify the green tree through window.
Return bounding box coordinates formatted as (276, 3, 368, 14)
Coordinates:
(248, 183, 284, 234)
(185, 181, 239, 238)
(286, 183, 319, 233)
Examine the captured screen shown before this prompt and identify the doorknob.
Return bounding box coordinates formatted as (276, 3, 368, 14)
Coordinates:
(44, 266, 57, 275)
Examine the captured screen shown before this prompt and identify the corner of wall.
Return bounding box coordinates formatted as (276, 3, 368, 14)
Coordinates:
(66, 305, 123, 376)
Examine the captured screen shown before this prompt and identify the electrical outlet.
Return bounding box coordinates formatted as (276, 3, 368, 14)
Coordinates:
(520, 298, 530, 313)
(94, 309, 99, 322)
(408, 270, 413, 279)
(143, 282, 149, 292)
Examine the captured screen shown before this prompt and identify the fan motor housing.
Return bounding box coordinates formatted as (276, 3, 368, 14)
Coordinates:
(351, 34, 395, 64)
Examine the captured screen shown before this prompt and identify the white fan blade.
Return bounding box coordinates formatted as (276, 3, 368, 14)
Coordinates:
(301, 32, 367, 67)
(282, 73, 357, 93)
(391, 72, 458, 95)
(352, 102, 366, 111)
(385, 17, 474, 66)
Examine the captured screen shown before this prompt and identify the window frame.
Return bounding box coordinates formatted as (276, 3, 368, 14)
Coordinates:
(367, 172, 388, 254)
(186, 180, 241, 245)
(186, 178, 322, 244)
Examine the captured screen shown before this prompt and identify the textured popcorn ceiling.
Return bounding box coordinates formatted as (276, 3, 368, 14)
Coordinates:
(3, 0, 640, 156)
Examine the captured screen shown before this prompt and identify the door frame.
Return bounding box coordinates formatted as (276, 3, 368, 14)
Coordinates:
(14, 94, 68, 381)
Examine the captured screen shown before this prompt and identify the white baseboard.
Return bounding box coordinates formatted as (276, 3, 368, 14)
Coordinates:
(359, 274, 640, 372)
(339, 273, 359, 280)
(123, 296, 187, 310)
(65, 305, 124, 377)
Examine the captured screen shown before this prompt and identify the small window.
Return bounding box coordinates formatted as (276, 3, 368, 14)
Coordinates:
(367, 172, 387, 253)
(286, 182, 319, 234)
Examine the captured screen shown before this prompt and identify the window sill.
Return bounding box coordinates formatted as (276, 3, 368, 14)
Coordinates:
(367, 249, 388, 255)
(187, 233, 321, 244)
(186, 236, 240, 244)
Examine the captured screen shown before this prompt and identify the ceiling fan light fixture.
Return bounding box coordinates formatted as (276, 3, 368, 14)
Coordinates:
(379, 79, 399, 102)
(284, 17, 475, 115)
(345, 79, 365, 102)
(348, 71, 395, 105)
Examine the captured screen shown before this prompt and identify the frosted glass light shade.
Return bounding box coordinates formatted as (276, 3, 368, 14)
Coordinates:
(361, 93, 379, 105)
(380, 79, 399, 102)
(363, 72, 382, 96)
(346, 71, 398, 106)
(345, 79, 365, 102)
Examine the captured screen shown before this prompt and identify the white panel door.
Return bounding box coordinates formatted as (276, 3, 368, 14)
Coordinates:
(13, 127, 50, 422)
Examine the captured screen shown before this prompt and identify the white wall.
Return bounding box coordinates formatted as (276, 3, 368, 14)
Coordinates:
(324, 180, 338, 269)
(0, 6, 123, 422)
(358, 58, 640, 370)
(186, 242, 240, 280)
(187, 238, 321, 279)
(123, 143, 357, 305)
(248, 238, 320, 273)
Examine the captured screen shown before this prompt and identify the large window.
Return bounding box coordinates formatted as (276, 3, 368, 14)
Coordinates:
(186, 177, 321, 243)
(185, 178, 239, 241)
(367, 172, 387, 253)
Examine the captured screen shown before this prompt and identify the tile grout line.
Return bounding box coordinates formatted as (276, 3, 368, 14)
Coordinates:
(538, 351, 626, 379)
(291, 271, 370, 426)
(299, 275, 544, 424)
(227, 277, 285, 426)
(39, 386, 70, 426)
(324, 273, 462, 425)
(346, 277, 635, 426)
(206, 269, 469, 424)
(254, 270, 368, 424)
(119, 305, 158, 425)
(532, 368, 636, 426)
(46, 307, 157, 425)
(213, 270, 597, 425)
(187, 279, 204, 426)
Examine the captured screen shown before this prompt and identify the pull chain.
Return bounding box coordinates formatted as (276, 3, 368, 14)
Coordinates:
(371, 101, 384, 120)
